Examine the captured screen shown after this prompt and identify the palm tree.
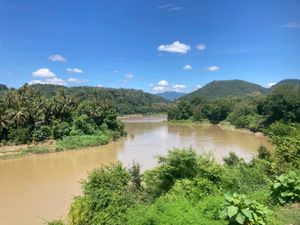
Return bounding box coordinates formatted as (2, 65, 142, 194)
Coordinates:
(10, 107, 30, 126)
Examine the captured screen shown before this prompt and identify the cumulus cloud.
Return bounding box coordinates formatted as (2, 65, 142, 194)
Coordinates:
(66, 68, 83, 74)
(32, 68, 56, 78)
(206, 66, 220, 72)
(30, 68, 69, 86)
(196, 85, 202, 88)
(96, 84, 103, 87)
(266, 82, 277, 88)
(29, 77, 66, 86)
(158, 80, 169, 86)
(48, 54, 67, 62)
(158, 41, 191, 54)
(67, 78, 88, 84)
(282, 21, 300, 29)
(152, 80, 186, 92)
(196, 44, 206, 51)
(183, 64, 192, 71)
(172, 84, 187, 92)
(124, 73, 134, 79)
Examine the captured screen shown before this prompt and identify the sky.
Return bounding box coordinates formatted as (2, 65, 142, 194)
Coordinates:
(0, 0, 300, 93)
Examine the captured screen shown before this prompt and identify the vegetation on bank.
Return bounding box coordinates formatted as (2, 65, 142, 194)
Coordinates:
(49, 121, 300, 225)
(168, 84, 300, 132)
(0, 84, 126, 158)
(46, 81, 300, 225)
(29, 84, 173, 114)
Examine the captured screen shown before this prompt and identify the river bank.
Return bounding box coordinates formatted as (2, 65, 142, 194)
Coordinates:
(0, 130, 122, 160)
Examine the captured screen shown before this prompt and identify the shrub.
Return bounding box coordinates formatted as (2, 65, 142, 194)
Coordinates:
(257, 145, 272, 161)
(170, 177, 219, 202)
(56, 133, 112, 150)
(72, 114, 96, 135)
(143, 148, 198, 196)
(52, 121, 71, 139)
(128, 195, 226, 225)
(223, 152, 244, 167)
(221, 193, 268, 225)
(271, 171, 300, 205)
(32, 126, 51, 142)
(68, 163, 135, 225)
(8, 127, 31, 144)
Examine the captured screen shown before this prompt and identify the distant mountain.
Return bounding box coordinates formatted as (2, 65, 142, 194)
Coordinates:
(30, 84, 169, 114)
(180, 80, 268, 100)
(0, 84, 8, 96)
(272, 79, 300, 88)
(156, 91, 186, 101)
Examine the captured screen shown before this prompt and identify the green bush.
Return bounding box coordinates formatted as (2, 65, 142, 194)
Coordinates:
(257, 145, 272, 161)
(144, 148, 199, 196)
(56, 133, 112, 150)
(32, 126, 51, 142)
(271, 171, 300, 205)
(221, 193, 268, 225)
(52, 121, 71, 139)
(128, 195, 226, 225)
(170, 177, 219, 202)
(68, 163, 136, 225)
(8, 127, 31, 144)
(223, 152, 244, 167)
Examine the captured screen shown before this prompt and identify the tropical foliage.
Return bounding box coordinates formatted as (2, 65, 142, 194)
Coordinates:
(0, 84, 125, 147)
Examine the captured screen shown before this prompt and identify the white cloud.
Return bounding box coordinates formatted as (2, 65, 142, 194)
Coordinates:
(172, 84, 187, 92)
(207, 66, 220, 72)
(157, 4, 183, 12)
(196, 85, 202, 88)
(67, 78, 88, 84)
(158, 41, 191, 54)
(158, 80, 169, 86)
(66, 68, 83, 74)
(32, 68, 56, 78)
(196, 44, 206, 51)
(96, 84, 103, 87)
(124, 73, 134, 79)
(48, 54, 67, 62)
(29, 77, 66, 86)
(183, 64, 192, 71)
(266, 82, 277, 88)
(152, 80, 187, 92)
(282, 21, 300, 29)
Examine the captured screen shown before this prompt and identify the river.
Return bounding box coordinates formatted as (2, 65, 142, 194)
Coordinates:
(0, 116, 272, 225)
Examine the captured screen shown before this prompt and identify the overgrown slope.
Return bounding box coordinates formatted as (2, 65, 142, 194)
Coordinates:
(180, 80, 268, 101)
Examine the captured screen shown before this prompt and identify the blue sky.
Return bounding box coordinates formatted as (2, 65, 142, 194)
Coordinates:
(0, 0, 299, 93)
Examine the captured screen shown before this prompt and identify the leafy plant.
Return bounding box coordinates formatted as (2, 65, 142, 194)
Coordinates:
(221, 193, 268, 225)
(271, 170, 300, 205)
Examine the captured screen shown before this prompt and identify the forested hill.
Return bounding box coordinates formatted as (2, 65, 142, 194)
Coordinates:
(272, 79, 300, 88)
(180, 80, 268, 101)
(30, 84, 170, 114)
(156, 91, 186, 101)
(0, 83, 8, 92)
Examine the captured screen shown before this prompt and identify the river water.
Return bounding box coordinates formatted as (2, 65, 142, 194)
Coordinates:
(0, 116, 272, 225)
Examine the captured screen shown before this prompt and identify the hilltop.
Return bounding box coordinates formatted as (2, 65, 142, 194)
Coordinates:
(180, 80, 268, 100)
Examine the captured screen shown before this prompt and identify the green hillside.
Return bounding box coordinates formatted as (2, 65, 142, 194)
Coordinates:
(272, 79, 300, 88)
(180, 80, 268, 100)
(30, 84, 170, 114)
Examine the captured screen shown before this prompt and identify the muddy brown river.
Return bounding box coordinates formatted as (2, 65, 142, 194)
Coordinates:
(0, 116, 272, 225)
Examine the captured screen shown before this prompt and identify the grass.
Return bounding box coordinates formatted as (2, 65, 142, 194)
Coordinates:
(269, 204, 300, 225)
(0, 131, 119, 159)
(56, 132, 113, 150)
